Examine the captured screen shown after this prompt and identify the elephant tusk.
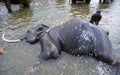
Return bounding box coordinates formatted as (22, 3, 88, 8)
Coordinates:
(2, 34, 21, 43)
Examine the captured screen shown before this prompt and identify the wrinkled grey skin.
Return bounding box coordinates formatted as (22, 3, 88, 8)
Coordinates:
(3, 0, 29, 13)
(22, 19, 119, 66)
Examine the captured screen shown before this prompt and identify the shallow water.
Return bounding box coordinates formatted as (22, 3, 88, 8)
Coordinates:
(0, 0, 120, 75)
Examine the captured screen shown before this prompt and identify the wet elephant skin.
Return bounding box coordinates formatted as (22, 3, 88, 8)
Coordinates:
(23, 19, 119, 66)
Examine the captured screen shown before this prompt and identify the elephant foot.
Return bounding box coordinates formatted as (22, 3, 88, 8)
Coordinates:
(99, 0, 102, 3)
(71, 0, 76, 4)
(85, 0, 91, 4)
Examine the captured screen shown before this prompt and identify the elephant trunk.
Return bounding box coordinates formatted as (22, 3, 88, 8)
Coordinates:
(2, 34, 21, 43)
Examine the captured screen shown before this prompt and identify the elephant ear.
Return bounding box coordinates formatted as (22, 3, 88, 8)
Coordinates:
(35, 24, 49, 39)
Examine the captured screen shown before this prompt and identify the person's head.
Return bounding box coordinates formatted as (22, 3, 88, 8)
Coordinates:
(96, 10, 101, 14)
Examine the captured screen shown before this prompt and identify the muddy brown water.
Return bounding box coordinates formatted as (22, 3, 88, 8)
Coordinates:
(0, 0, 120, 75)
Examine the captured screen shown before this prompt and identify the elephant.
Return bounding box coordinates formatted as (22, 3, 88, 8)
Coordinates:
(99, 0, 113, 3)
(70, 0, 113, 4)
(3, 0, 30, 13)
(71, 0, 91, 4)
(2, 19, 120, 74)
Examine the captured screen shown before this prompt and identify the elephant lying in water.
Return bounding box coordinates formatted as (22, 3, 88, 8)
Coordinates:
(2, 19, 120, 74)
(2, 0, 30, 13)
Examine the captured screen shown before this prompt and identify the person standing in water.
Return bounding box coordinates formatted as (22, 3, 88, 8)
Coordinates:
(90, 10, 102, 25)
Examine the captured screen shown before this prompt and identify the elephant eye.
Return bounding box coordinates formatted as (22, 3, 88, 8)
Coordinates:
(37, 27, 43, 31)
(27, 30, 30, 33)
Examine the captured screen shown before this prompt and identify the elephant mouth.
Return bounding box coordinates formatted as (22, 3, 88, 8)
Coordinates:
(26, 38, 39, 44)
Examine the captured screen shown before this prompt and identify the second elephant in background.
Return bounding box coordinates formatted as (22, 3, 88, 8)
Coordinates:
(71, 0, 91, 4)
(99, 0, 113, 3)
(3, 0, 30, 13)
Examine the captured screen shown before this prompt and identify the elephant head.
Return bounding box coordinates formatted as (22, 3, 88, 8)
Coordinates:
(2, 24, 49, 44)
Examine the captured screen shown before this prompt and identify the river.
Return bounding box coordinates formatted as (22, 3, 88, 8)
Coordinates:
(0, 0, 120, 75)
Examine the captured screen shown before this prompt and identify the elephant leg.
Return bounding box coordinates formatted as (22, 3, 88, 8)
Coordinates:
(99, 0, 102, 3)
(94, 52, 116, 65)
(39, 51, 60, 60)
(103, 0, 110, 3)
(3, 0, 12, 12)
(71, 0, 76, 4)
(85, 0, 91, 4)
(21, 0, 29, 8)
(103, 0, 106, 3)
